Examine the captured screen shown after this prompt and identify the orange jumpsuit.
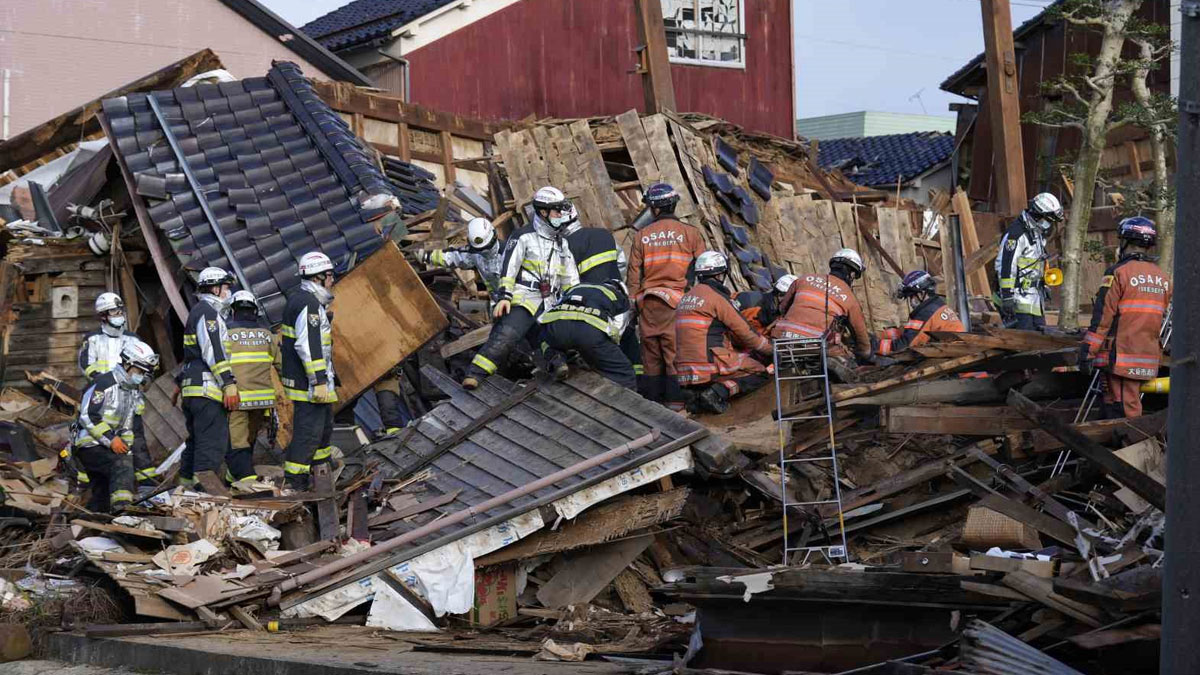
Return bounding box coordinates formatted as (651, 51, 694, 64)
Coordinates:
(771, 274, 872, 360)
(628, 216, 706, 406)
(674, 280, 772, 397)
(878, 297, 965, 355)
(1082, 255, 1171, 418)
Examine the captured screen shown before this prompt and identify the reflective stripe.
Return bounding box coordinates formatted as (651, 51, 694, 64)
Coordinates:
(90, 422, 112, 436)
(179, 476, 197, 487)
(675, 317, 710, 327)
(211, 360, 232, 374)
(1118, 300, 1166, 314)
(285, 387, 312, 402)
(84, 361, 109, 376)
(879, 338, 893, 355)
(135, 468, 157, 481)
(284, 461, 311, 475)
(110, 490, 134, 504)
(313, 446, 333, 461)
(431, 250, 446, 266)
(182, 384, 223, 401)
(281, 326, 297, 338)
(472, 353, 498, 374)
(644, 252, 694, 264)
(239, 389, 276, 402)
(229, 352, 272, 364)
(795, 290, 830, 305)
(578, 250, 619, 273)
(633, 364, 645, 375)
(572, 283, 618, 301)
(521, 260, 547, 273)
(76, 472, 90, 483)
(501, 278, 516, 290)
(304, 359, 327, 373)
(774, 321, 824, 337)
(903, 320, 925, 330)
(183, 334, 198, 346)
(541, 310, 610, 333)
(999, 279, 1016, 289)
(1083, 332, 1103, 345)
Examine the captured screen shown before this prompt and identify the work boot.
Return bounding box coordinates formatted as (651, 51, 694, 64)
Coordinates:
(553, 362, 570, 381)
(696, 385, 730, 414)
(462, 376, 480, 390)
(284, 474, 310, 494)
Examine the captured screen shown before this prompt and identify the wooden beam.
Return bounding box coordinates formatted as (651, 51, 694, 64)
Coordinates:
(980, 0, 1027, 216)
(633, 0, 678, 113)
(952, 190, 993, 296)
(883, 405, 1035, 435)
(1008, 390, 1165, 510)
(311, 80, 506, 141)
(440, 131, 456, 183)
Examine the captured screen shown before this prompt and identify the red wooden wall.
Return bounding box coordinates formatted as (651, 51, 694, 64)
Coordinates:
(402, 0, 795, 138)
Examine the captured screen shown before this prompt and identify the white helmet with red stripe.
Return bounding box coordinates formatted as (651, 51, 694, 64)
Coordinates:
(298, 251, 334, 278)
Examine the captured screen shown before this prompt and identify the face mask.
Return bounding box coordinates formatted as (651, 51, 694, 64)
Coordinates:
(107, 315, 126, 328)
(130, 372, 146, 386)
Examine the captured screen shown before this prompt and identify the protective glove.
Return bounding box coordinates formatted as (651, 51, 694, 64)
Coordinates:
(420, 250, 432, 265)
(493, 299, 511, 319)
(222, 384, 241, 411)
(1000, 296, 1017, 324)
(312, 383, 331, 403)
(1077, 343, 1093, 379)
(110, 437, 129, 455)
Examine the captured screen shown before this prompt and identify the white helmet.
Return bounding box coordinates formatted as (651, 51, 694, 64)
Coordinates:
(198, 266, 234, 288)
(95, 292, 124, 314)
(298, 251, 334, 278)
(830, 248, 865, 276)
(773, 274, 797, 295)
(466, 217, 496, 250)
(694, 251, 728, 278)
(532, 186, 577, 230)
(230, 290, 258, 311)
(1027, 192, 1064, 231)
(120, 339, 159, 374)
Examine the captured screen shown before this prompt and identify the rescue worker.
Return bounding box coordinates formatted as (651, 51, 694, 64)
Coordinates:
(422, 217, 507, 304)
(281, 252, 338, 490)
(180, 267, 239, 490)
(224, 290, 279, 485)
(997, 192, 1064, 330)
(75, 293, 157, 487)
(674, 251, 773, 414)
(1079, 217, 1171, 418)
(73, 340, 158, 513)
(772, 249, 873, 382)
(463, 186, 578, 389)
(372, 368, 411, 437)
(560, 214, 635, 380)
(737, 274, 797, 335)
(877, 270, 965, 355)
(539, 280, 636, 389)
(627, 183, 706, 409)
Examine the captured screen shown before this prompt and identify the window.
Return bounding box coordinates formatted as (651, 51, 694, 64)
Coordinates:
(661, 0, 746, 68)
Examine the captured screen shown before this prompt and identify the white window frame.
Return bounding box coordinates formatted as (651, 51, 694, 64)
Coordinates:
(661, 0, 747, 70)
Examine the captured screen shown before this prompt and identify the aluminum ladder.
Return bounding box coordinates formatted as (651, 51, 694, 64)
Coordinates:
(773, 336, 850, 565)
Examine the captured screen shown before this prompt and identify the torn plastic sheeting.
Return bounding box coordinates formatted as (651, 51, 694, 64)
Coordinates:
(232, 515, 281, 552)
(77, 537, 124, 554)
(152, 539, 219, 576)
(367, 579, 438, 632)
(717, 571, 775, 602)
(285, 576, 376, 621)
(552, 448, 693, 520)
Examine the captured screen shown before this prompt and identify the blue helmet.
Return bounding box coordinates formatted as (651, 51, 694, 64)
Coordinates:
(643, 182, 680, 212)
(897, 270, 936, 298)
(1118, 216, 1157, 246)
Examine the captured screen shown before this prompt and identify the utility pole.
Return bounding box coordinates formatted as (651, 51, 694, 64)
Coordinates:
(980, 0, 1028, 216)
(632, 0, 677, 113)
(1164, 2, 1200, 673)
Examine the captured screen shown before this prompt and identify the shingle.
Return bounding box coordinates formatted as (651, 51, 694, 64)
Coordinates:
(299, 0, 457, 52)
(816, 132, 955, 188)
(103, 61, 403, 325)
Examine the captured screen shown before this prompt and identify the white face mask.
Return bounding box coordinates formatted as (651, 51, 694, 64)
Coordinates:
(107, 314, 126, 328)
(130, 372, 146, 386)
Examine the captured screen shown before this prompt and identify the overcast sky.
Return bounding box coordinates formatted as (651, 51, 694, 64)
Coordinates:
(262, 0, 1047, 121)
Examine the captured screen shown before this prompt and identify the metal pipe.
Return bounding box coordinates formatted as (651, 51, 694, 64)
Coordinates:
(376, 50, 410, 103)
(1164, 2, 1200, 672)
(146, 95, 260, 314)
(271, 429, 662, 602)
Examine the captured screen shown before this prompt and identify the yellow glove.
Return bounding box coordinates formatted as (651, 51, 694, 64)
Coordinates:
(493, 299, 511, 318)
(312, 383, 331, 403)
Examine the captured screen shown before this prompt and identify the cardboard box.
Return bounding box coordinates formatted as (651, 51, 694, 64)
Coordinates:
(471, 563, 517, 626)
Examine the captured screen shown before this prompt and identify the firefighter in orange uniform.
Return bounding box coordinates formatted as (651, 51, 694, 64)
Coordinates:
(627, 183, 706, 409)
(674, 251, 773, 414)
(1079, 217, 1171, 418)
(877, 270, 965, 355)
(771, 249, 873, 381)
(737, 274, 797, 336)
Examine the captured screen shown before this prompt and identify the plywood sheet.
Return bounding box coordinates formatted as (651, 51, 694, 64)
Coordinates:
(331, 242, 448, 408)
(616, 109, 661, 189)
(641, 115, 695, 218)
(568, 120, 627, 229)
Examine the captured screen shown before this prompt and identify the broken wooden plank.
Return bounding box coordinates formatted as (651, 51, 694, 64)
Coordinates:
(1008, 390, 1165, 511)
(536, 534, 654, 609)
(312, 463, 340, 543)
(952, 191, 992, 297)
(369, 490, 462, 529)
(883, 405, 1034, 435)
(568, 120, 627, 229)
(72, 519, 169, 540)
(1002, 571, 1104, 628)
(641, 115, 695, 218)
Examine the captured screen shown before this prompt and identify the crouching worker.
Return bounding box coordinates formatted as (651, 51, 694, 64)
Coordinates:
(422, 217, 507, 304)
(737, 274, 796, 335)
(772, 249, 873, 382)
(73, 341, 158, 513)
(539, 280, 636, 389)
(877, 270, 965, 355)
(675, 251, 773, 414)
(224, 291, 279, 486)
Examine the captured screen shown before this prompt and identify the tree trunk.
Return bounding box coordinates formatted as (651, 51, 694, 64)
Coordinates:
(1059, 0, 1142, 329)
(1130, 39, 1174, 273)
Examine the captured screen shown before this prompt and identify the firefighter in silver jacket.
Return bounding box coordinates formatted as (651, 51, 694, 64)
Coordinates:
(462, 186, 579, 389)
(995, 193, 1063, 330)
(73, 340, 158, 513)
(281, 252, 338, 491)
(422, 217, 506, 303)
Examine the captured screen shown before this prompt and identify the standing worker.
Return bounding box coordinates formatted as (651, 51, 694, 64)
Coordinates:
(281, 252, 338, 491)
(1079, 217, 1171, 418)
(674, 251, 773, 414)
(996, 193, 1064, 330)
(75, 293, 157, 487)
(877, 271, 965, 355)
(73, 341, 158, 513)
(422, 217, 507, 304)
(179, 267, 239, 490)
(224, 290, 279, 486)
(627, 183, 706, 409)
(463, 186, 578, 390)
(772, 249, 873, 382)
